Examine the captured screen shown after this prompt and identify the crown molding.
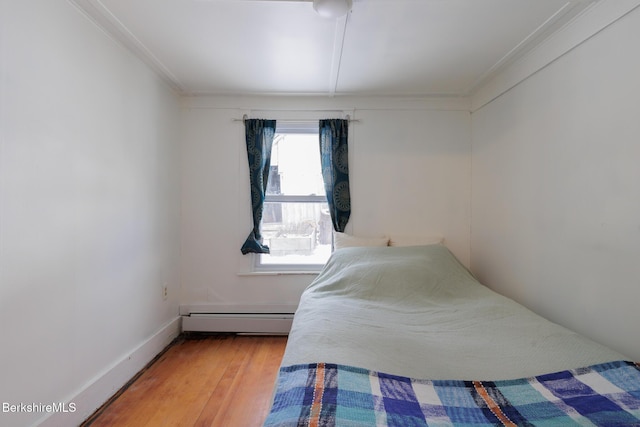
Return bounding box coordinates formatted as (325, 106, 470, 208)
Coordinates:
(471, 0, 640, 112)
(67, 0, 185, 93)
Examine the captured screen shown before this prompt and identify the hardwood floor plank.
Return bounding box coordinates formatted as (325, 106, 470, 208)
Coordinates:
(150, 339, 225, 424)
(83, 334, 287, 427)
(140, 336, 240, 427)
(193, 336, 260, 426)
(196, 336, 285, 427)
(89, 337, 224, 427)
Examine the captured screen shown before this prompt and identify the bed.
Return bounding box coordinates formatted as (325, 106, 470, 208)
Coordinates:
(263, 244, 640, 426)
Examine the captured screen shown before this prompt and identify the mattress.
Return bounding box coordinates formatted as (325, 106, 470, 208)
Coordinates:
(281, 244, 625, 380)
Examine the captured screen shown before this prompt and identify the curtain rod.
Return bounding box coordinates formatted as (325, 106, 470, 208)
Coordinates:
(233, 114, 359, 123)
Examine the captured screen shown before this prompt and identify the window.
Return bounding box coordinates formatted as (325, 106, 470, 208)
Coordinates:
(257, 123, 332, 270)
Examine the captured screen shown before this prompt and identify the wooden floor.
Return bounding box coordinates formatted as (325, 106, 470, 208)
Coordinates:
(82, 334, 288, 427)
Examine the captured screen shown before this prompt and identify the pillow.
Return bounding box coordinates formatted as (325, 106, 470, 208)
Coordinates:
(333, 232, 389, 250)
(388, 235, 444, 247)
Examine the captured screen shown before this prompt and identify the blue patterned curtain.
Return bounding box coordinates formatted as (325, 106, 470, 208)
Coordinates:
(241, 119, 277, 255)
(319, 119, 351, 232)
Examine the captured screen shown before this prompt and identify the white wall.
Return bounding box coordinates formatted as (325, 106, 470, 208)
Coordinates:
(180, 96, 471, 310)
(471, 4, 640, 360)
(0, 1, 181, 426)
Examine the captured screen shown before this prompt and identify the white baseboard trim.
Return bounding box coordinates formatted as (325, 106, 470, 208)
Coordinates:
(35, 317, 182, 427)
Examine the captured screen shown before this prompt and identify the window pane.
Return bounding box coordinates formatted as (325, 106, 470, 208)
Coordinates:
(260, 201, 332, 266)
(267, 133, 325, 197)
(260, 129, 331, 269)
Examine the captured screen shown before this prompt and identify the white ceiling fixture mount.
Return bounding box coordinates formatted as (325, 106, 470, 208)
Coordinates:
(313, 0, 353, 19)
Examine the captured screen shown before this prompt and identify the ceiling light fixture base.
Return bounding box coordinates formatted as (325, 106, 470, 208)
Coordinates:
(313, 0, 353, 19)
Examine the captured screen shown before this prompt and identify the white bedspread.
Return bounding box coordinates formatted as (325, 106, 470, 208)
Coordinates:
(281, 245, 625, 380)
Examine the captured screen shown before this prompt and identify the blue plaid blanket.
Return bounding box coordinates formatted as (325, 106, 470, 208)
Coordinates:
(264, 360, 640, 426)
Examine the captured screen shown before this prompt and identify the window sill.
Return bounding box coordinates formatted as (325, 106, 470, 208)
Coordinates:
(238, 271, 321, 276)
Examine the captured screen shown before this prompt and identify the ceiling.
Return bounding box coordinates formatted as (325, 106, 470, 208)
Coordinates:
(72, 0, 597, 97)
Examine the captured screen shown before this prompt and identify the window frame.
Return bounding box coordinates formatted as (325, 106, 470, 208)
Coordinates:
(253, 121, 332, 273)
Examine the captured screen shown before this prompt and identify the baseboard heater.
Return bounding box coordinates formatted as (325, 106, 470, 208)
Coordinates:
(181, 313, 294, 334)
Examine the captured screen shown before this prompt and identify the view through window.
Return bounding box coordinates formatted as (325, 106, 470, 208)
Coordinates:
(258, 128, 332, 269)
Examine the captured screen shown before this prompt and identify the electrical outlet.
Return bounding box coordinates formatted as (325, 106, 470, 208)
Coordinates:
(162, 285, 168, 301)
